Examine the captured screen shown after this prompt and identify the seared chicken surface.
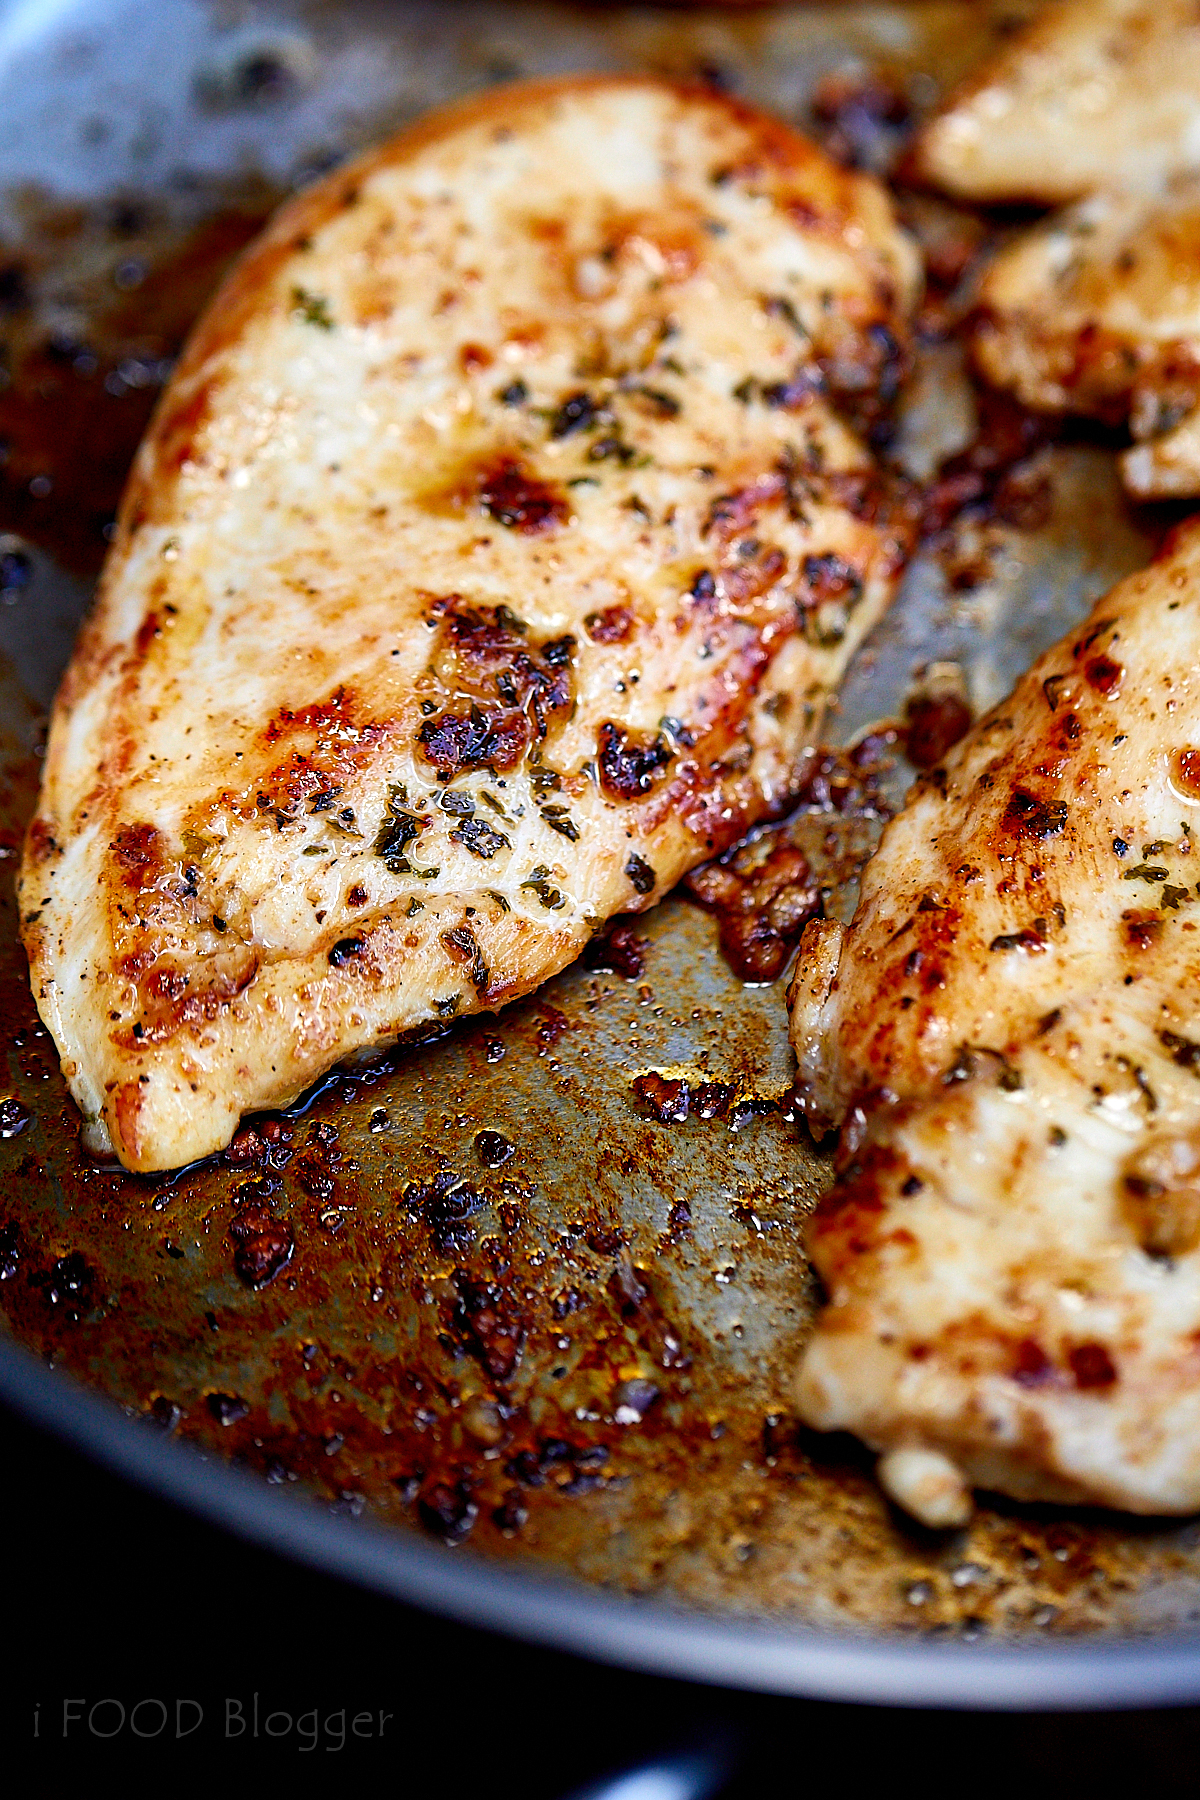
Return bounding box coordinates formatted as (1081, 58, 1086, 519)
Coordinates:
(20, 77, 918, 1173)
(915, 0, 1200, 206)
(918, 4, 1200, 498)
(974, 182, 1200, 500)
(789, 520, 1200, 1522)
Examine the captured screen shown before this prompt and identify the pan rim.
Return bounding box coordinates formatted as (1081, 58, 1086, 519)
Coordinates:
(4, 1335, 1200, 1711)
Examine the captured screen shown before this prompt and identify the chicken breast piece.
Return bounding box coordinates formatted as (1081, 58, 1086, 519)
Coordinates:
(19, 77, 919, 1174)
(915, 4, 1200, 499)
(789, 518, 1200, 1522)
(972, 181, 1200, 500)
(914, 0, 1200, 206)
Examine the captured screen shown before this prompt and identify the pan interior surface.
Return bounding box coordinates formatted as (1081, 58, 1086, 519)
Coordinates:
(3, 0, 1200, 1701)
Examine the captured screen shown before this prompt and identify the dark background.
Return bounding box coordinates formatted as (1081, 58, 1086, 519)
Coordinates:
(5, 1396, 1200, 1789)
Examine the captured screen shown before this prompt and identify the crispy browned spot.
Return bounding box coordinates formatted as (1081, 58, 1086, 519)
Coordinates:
(114, 944, 259, 1048)
(703, 473, 786, 542)
(111, 822, 161, 888)
(1123, 909, 1163, 951)
(418, 706, 531, 778)
(23, 815, 58, 866)
(477, 457, 568, 533)
(1001, 788, 1068, 842)
(596, 721, 673, 801)
(585, 604, 634, 644)
(417, 602, 575, 779)
(1068, 1342, 1118, 1390)
(1084, 655, 1123, 695)
(1012, 1338, 1058, 1388)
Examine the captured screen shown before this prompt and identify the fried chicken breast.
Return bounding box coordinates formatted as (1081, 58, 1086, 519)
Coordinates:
(973, 182, 1200, 500)
(916, 4, 1200, 500)
(789, 518, 1200, 1524)
(914, 0, 1200, 206)
(20, 77, 918, 1173)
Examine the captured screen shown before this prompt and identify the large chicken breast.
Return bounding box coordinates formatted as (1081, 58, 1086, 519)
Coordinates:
(789, 519, 1200, 1524)
(914, 0, 1200, 206)
(19, 77, 918, 1174)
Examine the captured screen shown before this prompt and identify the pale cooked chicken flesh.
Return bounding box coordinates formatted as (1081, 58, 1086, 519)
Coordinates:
(19, 77, 919, 1173)
(914, 0, 1200, 206)
(974, 182, 1200, 500)
(789, 519, 1200, 1522)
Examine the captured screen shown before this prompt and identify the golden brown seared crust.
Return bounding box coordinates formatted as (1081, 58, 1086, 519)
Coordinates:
(21, 75, 918, 1171)
(791, 518, 1200, 1520)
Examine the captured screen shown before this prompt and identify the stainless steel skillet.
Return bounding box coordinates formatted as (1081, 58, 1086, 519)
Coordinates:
(3, 0, 1200, 1707)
